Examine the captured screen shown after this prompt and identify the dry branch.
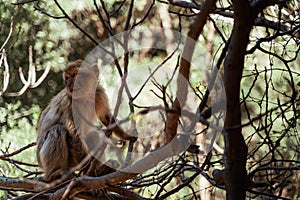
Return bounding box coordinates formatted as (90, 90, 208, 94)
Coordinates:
(165, 0, 217, 145)
(0, 46, 50, 97)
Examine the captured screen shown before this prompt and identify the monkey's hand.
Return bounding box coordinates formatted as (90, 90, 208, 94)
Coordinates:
(112, 126, 138, 142)
(122, 133, 138, 142)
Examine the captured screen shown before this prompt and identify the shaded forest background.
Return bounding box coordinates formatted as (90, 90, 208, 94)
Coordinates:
(0, 0, 299, 199)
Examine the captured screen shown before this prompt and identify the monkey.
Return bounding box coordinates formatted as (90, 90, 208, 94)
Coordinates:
(36, 60, 136, 182)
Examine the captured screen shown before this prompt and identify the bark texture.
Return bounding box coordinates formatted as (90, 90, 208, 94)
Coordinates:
(223, 1, 253, 199)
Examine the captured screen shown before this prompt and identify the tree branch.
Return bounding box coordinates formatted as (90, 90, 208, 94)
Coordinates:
(165, 0, 216, 144)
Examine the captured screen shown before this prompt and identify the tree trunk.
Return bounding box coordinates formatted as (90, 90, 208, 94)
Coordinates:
(223, 1, 253, 199)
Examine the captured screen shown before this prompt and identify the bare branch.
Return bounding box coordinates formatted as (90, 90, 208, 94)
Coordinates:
(0, 19, 13, 51)
(0, 49, 10, 96)
(168, 0, 200, 10)
(3, 46, 51, 97)
(11, 0, 38, 5)
(0, 142, 36, 159)
(166, 0, 217, 144)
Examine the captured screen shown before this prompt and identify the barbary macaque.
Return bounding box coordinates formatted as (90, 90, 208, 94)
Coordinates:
(36, 60, 136, 182)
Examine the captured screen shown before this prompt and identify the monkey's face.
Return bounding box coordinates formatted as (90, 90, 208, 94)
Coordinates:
(63, 60, 100, 98)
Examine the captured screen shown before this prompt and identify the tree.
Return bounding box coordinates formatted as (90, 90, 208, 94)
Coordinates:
(0, 0, 299, 199)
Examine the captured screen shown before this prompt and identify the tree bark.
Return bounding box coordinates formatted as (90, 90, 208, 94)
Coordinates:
(165, 0, 216, 146)
(223, 1, 253, 199)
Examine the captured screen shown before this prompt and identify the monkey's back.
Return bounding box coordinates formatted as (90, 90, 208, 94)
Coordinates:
(36, 88, 87, 180)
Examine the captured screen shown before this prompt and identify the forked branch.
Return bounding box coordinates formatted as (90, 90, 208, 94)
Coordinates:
(0, 45, 50, 97)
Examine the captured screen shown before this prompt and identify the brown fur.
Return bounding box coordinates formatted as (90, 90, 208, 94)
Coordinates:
(36, 60, 136, 182)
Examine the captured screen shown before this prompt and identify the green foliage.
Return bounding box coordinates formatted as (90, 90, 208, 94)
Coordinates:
(0, 101, 39, 170)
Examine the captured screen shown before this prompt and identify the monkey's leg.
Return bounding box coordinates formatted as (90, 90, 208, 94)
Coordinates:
(38, 124, 71, 182)
(86, 159, 120, 177)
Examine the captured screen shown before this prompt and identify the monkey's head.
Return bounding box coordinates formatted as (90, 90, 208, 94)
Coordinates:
(63, 60, 100, 98)
(63, 60, 82, 93)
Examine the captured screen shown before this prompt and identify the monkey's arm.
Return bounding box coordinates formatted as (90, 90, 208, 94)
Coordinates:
(95, 88, 137, 141)
(100, 112, 137, 141)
